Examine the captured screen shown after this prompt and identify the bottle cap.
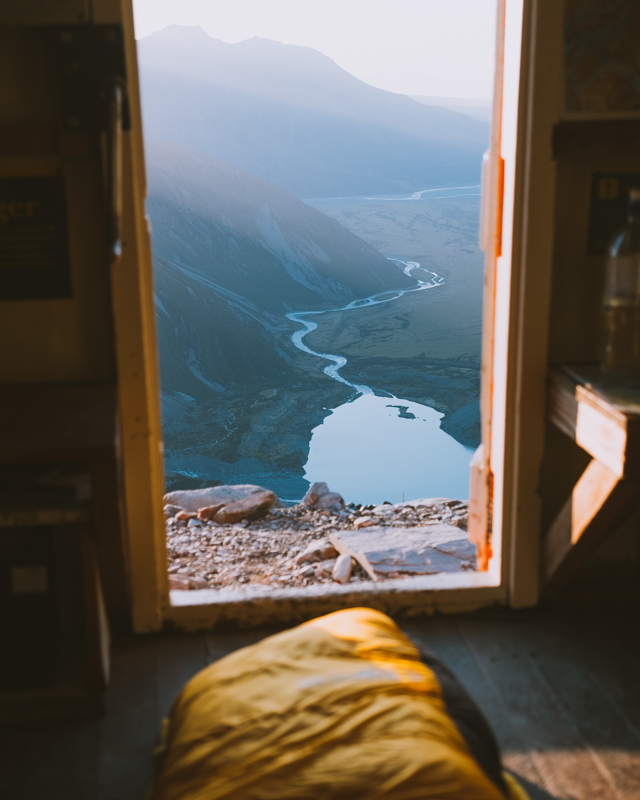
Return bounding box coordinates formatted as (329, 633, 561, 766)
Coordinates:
(627, 189, 640, 219)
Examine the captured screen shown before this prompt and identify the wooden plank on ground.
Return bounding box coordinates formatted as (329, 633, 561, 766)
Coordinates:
(330, 524, 475, 581)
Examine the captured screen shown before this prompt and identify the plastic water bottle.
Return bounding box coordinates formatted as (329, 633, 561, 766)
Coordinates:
(600, 189, 640, 378)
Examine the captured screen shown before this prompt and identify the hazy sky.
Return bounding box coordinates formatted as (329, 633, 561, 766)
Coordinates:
(133, 0, 496, 99)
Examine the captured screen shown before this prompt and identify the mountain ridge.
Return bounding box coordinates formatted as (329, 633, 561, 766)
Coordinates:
(138, 26, 489, 198)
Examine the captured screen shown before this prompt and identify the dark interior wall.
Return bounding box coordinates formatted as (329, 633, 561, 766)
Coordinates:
(539, 0, 640, 597)
(0, 27, 116, 385)
(547, 147, 640, 367)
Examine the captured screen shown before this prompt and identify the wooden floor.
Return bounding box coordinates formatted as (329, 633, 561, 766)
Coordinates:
(1, 608, 639, 800)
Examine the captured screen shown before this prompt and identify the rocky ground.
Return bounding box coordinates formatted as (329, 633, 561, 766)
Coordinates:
(166, 496, 471, 592)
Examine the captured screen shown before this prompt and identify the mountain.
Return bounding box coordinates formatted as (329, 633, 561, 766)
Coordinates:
(409, 96, 492, 124)
(146, 140, 413, 402)
(137, 26, 489, 198)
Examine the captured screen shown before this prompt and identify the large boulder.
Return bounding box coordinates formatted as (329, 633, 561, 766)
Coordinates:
(213, 491, 277, 524)
(163, 485, 268, 514)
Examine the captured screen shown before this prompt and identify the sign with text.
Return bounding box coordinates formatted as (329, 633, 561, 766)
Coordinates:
(0, 176, 72, 301)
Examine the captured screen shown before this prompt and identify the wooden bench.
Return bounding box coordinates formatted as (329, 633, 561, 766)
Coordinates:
(543, 365, 640, 594)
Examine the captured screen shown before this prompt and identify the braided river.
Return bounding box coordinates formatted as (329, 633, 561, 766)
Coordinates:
(287, 258, 474, 504)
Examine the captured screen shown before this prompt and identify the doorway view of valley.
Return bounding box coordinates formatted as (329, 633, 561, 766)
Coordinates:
(134, 0, 496, 595)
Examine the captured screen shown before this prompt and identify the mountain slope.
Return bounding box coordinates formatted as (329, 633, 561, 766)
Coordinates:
(138, 26, 489, 198)
(146, 140, 412, 401)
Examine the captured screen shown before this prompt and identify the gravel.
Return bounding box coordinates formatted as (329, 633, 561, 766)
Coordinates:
(165, 499, 470, 592)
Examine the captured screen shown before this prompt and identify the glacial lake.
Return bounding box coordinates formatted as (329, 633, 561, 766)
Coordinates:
(284, 188, 483, 506)
(304, 394, 473, 506)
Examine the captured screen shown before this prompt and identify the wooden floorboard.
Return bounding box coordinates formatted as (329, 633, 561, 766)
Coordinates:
(524, 616, 640, 799)
(155, 633, 208, 720)
(97, 635, 160, 800)
(458, 618, 620, 800)
(579, 620, 640, 741)
(402, 618, 555, 800)
(0, 611, 638, 800)
(205, 625, 287, 664)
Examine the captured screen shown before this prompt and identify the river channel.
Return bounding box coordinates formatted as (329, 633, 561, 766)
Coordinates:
(287, 259, 474, 505)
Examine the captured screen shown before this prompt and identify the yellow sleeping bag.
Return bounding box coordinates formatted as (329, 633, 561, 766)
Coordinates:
(150, 608, 529, 800)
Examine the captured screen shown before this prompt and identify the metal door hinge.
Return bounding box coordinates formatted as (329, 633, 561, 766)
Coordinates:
(56, 24, 131, 133)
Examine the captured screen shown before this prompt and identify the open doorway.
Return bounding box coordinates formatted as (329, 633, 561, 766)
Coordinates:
(132, 0, 500, 602)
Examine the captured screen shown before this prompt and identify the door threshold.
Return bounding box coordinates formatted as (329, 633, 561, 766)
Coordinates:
(165, 570, 504, 631)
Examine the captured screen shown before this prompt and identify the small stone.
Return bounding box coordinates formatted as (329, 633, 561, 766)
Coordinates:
(315, 492, 345, 511)
(176, 510, 197, 521)
(296, 539, 339, 565)
(197, 503, 226, 521)
(450, 514, 468, 530)
(354, 516, 375, 529)
(315, 558, 337, 577)
(301, 481, 329, 505)
(213, 490, 277, 524)
(332, 554, 352, 584)
(413, 497, 451, 509)
(298, 565, 315, 578)
(169, 575, 190, 590)
(164, 504, 182, 518)
(187, 518, 203, 529)
(372, 505, 395, 515)
(187, 576, 209, 589)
